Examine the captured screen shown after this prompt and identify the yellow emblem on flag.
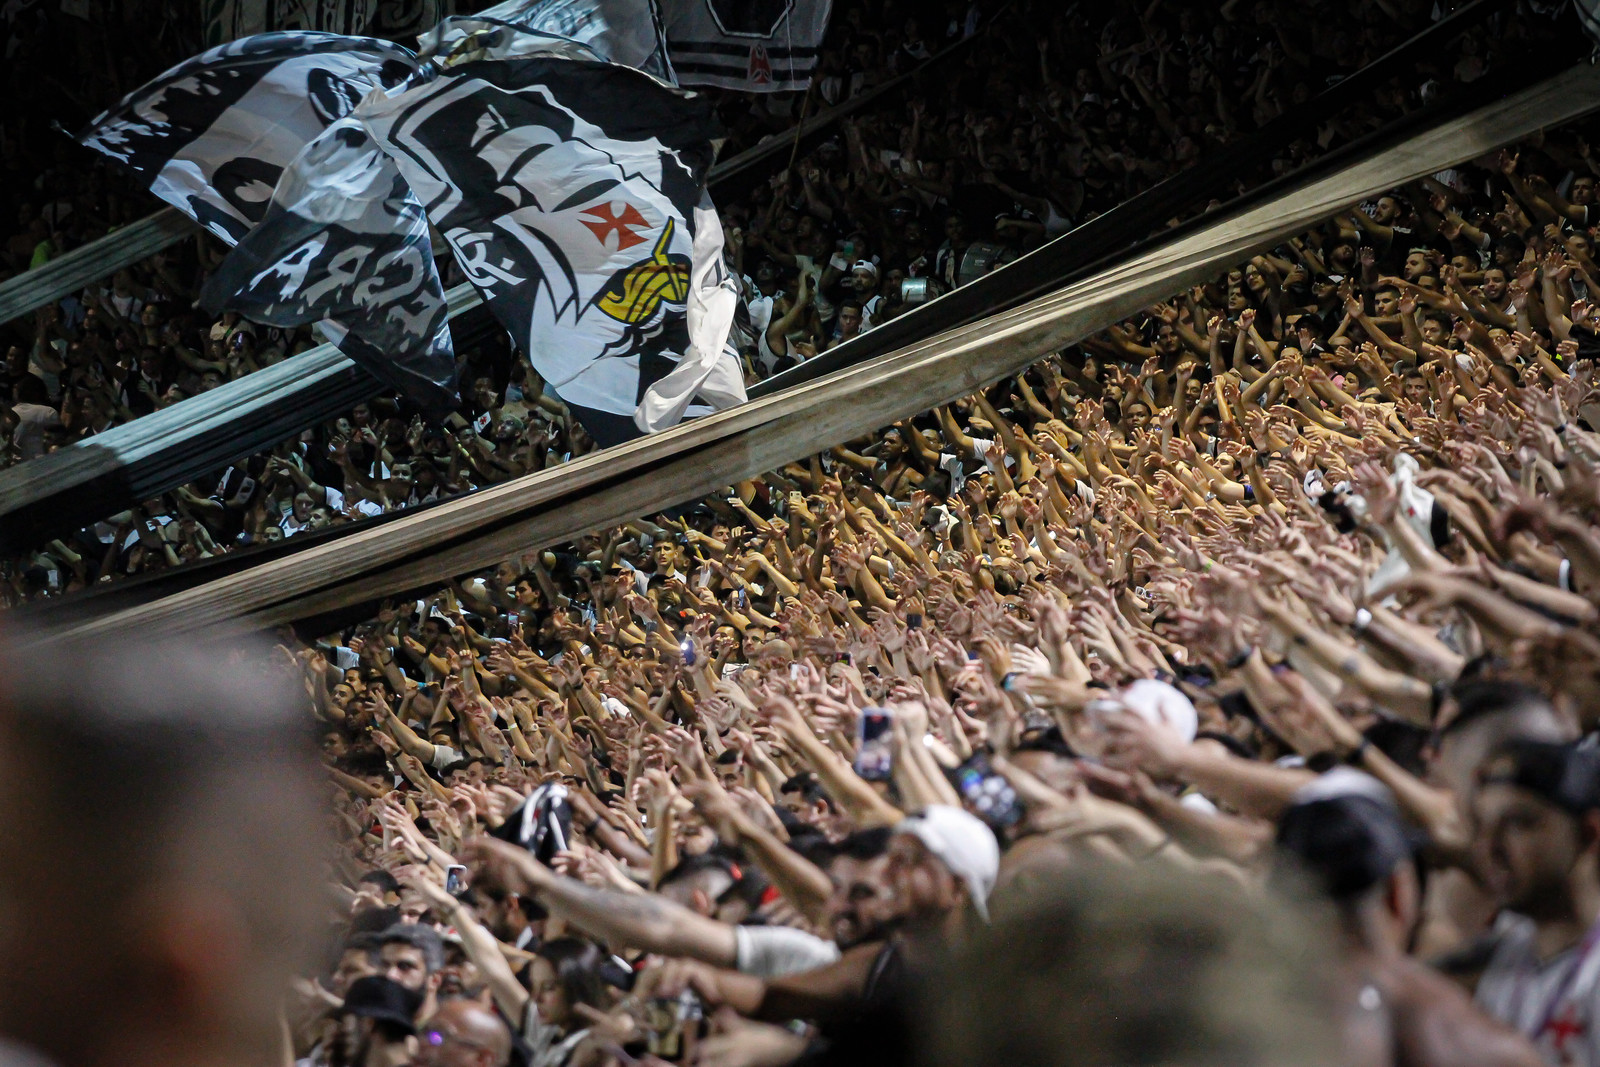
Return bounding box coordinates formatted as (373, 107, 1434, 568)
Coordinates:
(595, 218, 690, 326)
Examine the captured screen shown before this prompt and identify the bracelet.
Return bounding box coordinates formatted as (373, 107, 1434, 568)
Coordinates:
(1351, 607, 1373, 634)
(1226, 645, 1255, 670)
(1344, 737, 1372, 766)
(1001, 671, 1021, 691)
(1338, 654, 1362, 677)
(1556, 423, 1569, 436)
(584, 818, 602, 836)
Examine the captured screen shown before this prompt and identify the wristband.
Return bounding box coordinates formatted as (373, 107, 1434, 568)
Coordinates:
(1338, 654, 1362, 677)
(1001, 671, 1021, 691)
(1226, 645, 1254, 670)
(1344, 737, 1372, 766)
(1556, 423, 1569, 436)
(1351, 607, 1373, 634)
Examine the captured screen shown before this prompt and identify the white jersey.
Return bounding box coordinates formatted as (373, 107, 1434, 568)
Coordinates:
(1476, 913, 1600, 1067)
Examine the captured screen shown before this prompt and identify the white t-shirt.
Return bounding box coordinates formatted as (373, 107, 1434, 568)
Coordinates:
(10, 402, 61, 460)
(733, 924, 841, 978)
(1476, 912, 1600, 1067)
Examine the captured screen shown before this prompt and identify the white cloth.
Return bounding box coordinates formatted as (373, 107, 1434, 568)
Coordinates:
(636, 195, 746, 431)
(1477, 912, 1600, 1067)
(733, 924, 841, 977)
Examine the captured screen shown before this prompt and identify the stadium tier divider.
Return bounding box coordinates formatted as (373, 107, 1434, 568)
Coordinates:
(0, 207, 198, 328)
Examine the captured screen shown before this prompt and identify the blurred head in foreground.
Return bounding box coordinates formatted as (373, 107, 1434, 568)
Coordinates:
(916, 858, 1342, 1067)
(0, 630, 328, 1067)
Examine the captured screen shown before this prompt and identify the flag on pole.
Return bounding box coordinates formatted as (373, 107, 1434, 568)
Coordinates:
(355, 29, 744, 443)
(82, 34, 457, 410)
(418, 0, 674, 82)
(658, 0, 833, 92)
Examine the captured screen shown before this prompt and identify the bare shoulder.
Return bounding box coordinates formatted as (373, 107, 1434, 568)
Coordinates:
(1382, 956, 1544, 1067)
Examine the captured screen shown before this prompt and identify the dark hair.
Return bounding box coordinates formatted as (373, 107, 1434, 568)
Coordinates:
(659, 852, 737, 897)
(1016, 727, 1076, 760)
(380, 923, 446, 973)
(781, 772, 830, 807)
(338, 751, 391, 779)
(348, 905, 402, 935)
(1440, 679, 1555, 739)
(340, 932, 383, 966)
(359, 869, 401, 895)
(535, 938, 610, 1011)
(832, 827, 894, 861)
(715, 749, 742, 767)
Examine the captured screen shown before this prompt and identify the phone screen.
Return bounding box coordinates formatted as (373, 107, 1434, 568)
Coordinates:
(445, 864, 466, 896)
(952, 752, 1023, 830)
(854, 706, 894, 781)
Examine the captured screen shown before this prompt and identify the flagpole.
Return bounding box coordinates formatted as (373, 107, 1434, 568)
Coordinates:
(781, 81, 815, 188)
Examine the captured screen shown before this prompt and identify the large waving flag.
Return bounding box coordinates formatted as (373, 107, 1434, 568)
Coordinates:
(198, 116, 458, 415)
(80, 32, 425, 244)
(80, 33, 457, 410)
(355, 29, 744, 444)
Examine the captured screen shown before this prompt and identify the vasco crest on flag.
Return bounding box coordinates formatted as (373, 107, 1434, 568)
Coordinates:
(355, 30, 744, 442)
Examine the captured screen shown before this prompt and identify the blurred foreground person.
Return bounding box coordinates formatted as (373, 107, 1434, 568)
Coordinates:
(1274, 774, 1544, 1067)
(1473, 742, 1600, 1067)
(0, 631, 328, 1067)
(915, 859, 1346, 1067)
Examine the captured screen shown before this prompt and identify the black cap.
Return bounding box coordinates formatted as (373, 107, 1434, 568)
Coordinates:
(1480, 741, 1600, 816)
(341, 976, 422, 1033)
(1276, 794, 1415, 900)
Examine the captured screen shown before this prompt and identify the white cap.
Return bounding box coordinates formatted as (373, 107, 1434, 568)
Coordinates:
(852, 259, 879, 278)
(1293, 766, 1395, 809)
(895, 805, 1000, 921)
(1117, 678, 1198, 743)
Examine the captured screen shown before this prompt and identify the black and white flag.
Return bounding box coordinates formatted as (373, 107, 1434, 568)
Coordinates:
(80, 32, 426, 244)
(658, 0, 833, 92)
(355, 31, 744, 444)
(418, 0, 674, 82)
(198, 116, 458, 414)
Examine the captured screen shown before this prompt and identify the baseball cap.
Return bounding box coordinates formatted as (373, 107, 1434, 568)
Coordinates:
(1275, 792, 1415, 901)
(852, 260, 879, 278)
(896, 805, 1000, 921)
(341, 976, 422, 1033)
(1480, 741, 1600, 816)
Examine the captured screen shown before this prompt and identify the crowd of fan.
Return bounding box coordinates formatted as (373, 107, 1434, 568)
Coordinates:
(10, 5, 1600, 1067)
(0, 0, 1532, 601)
(241, 107, 1600, 1067)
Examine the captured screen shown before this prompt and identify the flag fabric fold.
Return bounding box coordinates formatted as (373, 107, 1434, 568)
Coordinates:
(80, 32, 458, 411)
(658, 0, 833, 92)
(418, 0, 675, 83)
(197, 116, 458, 415)
(80, 32, 427, 244)
(355, 32, 744, 440)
